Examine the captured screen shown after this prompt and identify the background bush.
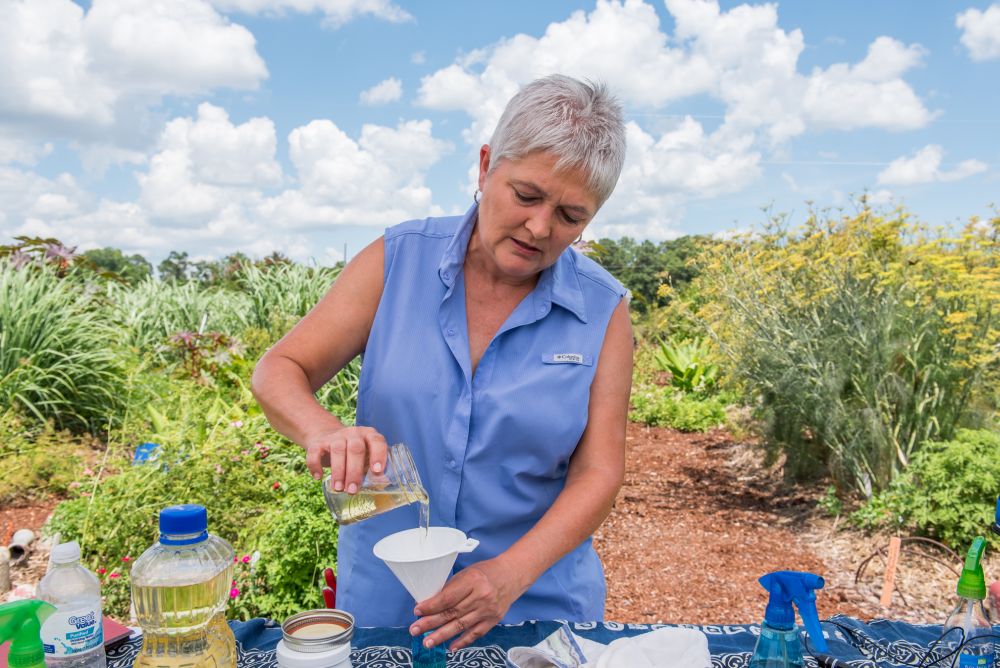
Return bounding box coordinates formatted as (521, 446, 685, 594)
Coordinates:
(675, 209, 999, 494)
(852, 429, 1000, 549)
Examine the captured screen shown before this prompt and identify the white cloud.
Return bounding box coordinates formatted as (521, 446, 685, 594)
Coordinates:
(411, 51, 426, 65)
(0, 132, 53, 166)
(803, 37, 933, 131)
(0, 0, 266, 139)
(360, 77, 403, 105)
(877, 145, 987, 185)
(262, 118, 451, 228)
(866, 189, 894, 206)
(414, 0, 934, 237)
(957, 4, 1000, 61)
(207, 0, 411, 28)
(138, 103, 282, 222)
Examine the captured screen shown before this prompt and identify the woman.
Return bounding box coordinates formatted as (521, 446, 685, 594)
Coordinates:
(252, 74, 632, 651)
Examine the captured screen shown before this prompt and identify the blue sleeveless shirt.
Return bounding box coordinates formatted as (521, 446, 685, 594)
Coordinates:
(338, 204, 627, 626)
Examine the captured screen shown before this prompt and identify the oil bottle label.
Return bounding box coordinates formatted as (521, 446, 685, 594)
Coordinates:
(40, 605, 104, 656)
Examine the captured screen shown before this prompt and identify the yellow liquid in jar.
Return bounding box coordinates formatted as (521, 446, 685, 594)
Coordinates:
(330, 487, 429, 525)
(132, 565, 236, 668)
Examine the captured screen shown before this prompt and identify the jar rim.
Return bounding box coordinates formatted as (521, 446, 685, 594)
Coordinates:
(281, 609, 354, 652)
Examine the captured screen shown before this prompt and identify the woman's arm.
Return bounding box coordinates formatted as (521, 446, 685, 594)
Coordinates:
(411, 298, 633, 650)
(251, 237, 390, 489)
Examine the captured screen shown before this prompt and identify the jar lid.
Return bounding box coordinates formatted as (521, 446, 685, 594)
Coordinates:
(276, 638, 351, 668)
(281, 609, 354, 653)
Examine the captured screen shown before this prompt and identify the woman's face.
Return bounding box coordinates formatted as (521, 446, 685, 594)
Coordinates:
(472, 146, 599, 283)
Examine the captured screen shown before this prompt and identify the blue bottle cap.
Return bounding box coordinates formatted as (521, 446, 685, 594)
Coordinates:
(159, 504, 209, 545)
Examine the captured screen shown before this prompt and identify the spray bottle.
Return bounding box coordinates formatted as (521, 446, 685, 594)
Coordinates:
(0, 599, 57, 668)
(990, 497, 1000, 621)
(750, 571, 829, 668)
(943, 537, 994, 668)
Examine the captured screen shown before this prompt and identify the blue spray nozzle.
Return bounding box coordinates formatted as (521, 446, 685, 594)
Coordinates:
(758, 571, 829, 653)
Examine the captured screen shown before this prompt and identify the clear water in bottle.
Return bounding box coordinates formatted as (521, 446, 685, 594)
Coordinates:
(130, 504, 236, 668)
(37, 540, 107, 668)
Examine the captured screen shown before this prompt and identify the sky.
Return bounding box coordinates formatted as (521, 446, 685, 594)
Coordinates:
(1, 0, 999, 267)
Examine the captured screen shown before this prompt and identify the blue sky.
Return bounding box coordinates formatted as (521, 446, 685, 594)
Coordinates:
(1, 0, 998, 266)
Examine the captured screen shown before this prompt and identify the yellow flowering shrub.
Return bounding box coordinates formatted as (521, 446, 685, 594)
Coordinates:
(664, 208, 999, 494)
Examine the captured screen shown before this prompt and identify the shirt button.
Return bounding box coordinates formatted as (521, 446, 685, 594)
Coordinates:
(448, 458, 456, 468)
(447, 328, 456, 337)
(443, 271, 451, 280)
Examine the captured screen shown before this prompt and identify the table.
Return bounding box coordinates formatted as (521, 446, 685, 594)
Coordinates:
(105, 616, 1000, 668)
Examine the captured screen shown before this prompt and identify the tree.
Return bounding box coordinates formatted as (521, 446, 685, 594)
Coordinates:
(82, 247, 152, 285)
(158, 250, 191, 282)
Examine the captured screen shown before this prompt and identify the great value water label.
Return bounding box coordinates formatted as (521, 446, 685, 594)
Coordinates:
(40, 604, 103, 657)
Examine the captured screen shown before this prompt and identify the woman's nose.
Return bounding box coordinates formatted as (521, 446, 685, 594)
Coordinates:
(524, 208, 554, 239)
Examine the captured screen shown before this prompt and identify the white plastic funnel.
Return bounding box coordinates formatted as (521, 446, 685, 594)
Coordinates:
(372, 527, 479, 602)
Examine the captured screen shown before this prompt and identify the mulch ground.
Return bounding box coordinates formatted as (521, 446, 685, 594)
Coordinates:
(2, 423, 991, 625)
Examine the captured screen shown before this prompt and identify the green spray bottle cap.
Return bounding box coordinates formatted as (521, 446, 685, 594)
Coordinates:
(956, 536, 987, 600)
(0, 599, 57, 668)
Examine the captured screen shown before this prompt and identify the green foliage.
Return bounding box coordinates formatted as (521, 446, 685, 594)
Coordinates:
(246, 474, 339, 619)
(237, 261, 339, 335)
(629, 387, 728, 432)
(0, 261, 126, 429)
(167, 331, 246, 385)
(853, 429, 1000, 549)
(653, 337, 719, 395)
(682, 209, 1000, 494)
(591, 236, 706, 314)
(817, 485, 843, 517)
(82, 248, 152, 285)
(0, 411, 98, 503)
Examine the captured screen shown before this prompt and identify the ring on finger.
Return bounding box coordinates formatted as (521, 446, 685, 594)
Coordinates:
(455, 617, 467, 633)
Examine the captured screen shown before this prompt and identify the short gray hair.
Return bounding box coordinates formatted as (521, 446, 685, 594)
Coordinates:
(488, 74, 626, 207)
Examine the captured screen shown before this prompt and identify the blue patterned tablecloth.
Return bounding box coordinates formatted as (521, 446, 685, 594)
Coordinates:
(106, 616, 1000, 668)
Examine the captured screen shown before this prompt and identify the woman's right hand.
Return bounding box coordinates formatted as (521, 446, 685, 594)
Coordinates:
(304, 425, 389, 493)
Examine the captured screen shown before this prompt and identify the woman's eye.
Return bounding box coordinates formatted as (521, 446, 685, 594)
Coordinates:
(513, 190, 537, 204)
(561, 210, 582, 225)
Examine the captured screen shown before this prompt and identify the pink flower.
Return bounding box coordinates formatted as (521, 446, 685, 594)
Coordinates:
(241, 450, 250, 456)
(271, 481, 281, 490)
(215, 464, 224, 474)
(109, 572, 120, 579)
(83, 468, 95, 476)
(233, 556, 238, 562)
(232, 579, 237, 586)
(69, 481, 82, 489)
(241, 555, 251, 564)
(121, 556, 131, 562)
(229, 587, 240, 599)
(97, 568, 107, 575)
(231, 420, 244, 428)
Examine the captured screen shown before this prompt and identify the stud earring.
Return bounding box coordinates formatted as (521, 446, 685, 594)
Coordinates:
(474, 189, 481, 203)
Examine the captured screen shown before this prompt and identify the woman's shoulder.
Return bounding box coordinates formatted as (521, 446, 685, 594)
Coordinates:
(566, 247, 628, 301)
(385, 213, 464, 242)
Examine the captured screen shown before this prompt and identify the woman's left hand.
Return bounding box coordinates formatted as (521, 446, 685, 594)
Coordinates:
(409, 557, 523, 651)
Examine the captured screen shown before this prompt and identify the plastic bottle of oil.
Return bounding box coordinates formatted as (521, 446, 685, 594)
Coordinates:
(130, 505, 236, 668)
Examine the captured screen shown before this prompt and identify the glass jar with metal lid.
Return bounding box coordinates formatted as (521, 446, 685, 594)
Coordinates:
(276, 609, 354, 668)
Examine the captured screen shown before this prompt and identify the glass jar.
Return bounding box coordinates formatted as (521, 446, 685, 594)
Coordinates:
(322, 443, 428, 525)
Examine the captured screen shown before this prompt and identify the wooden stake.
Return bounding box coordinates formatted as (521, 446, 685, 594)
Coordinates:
(880, 536, 902, 608)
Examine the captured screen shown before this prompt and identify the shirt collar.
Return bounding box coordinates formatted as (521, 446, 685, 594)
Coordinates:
(437, 203, 588, 323)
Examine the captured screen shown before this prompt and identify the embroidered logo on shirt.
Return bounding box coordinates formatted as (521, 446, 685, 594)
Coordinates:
(542, 353, 593, 366)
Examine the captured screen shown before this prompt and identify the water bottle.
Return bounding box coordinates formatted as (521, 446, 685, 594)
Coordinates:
(942, 537, 994, 668)
(37, 541, 107, 668)
(130, 504, 237, 668)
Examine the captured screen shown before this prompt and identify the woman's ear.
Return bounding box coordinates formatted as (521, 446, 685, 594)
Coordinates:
(478, 144, 490, 192)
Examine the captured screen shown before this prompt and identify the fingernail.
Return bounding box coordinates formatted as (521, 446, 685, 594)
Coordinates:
(414, 607, 422, 616)
(424, 638, 434, 648)
(409, 625, 419, 636)
(347, 483, 358, 494)
(334, 481, 343, 491)
(312, 472, 321, 480)
(372, 462, 382, 473)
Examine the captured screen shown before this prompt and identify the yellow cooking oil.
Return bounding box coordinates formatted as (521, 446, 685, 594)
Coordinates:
(132, 564, 236, 668)
(329, 487, 429, 525)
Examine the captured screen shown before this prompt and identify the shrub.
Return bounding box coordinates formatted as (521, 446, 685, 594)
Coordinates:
(680, 209, 1000, 494)
(0, 411, 99, 503)
(652, 336, 719, 395)
(853, 429, 1000, 549)
(237, 262, 339, 335)
(0, 261, 126, 429)
(630, 387, 728, 432)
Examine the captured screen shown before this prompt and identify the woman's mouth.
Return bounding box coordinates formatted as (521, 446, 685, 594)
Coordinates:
(511, 238, 541, 255)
